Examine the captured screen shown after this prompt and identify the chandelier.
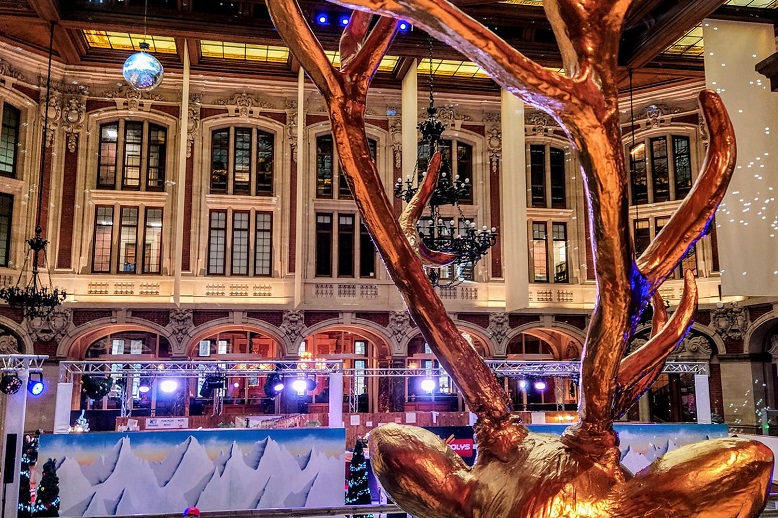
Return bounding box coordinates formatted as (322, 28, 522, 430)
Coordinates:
(0, 23, 66, 318)
(394, 39, 497, 287)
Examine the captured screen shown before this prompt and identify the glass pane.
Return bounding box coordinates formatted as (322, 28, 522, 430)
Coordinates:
(338, 215, 355, 277)
(0, 105, 20, 178)
(456, 141, 473, 204)
(256, 130, 274, 196)
(629, 142, 648, 205)
(93, 206, 114, 273)
(211, 129, 229, 192)
(673, 136, 692, 198)
(255, 213, 272, 276)
(359, 223, 375, 278)
(531, 222, 548, 282)
(0, 194, 12, 267)
(316, 135, 333, 198)
(651, 137, 670, 202)
(147, 124, 166, 190)
(550, 147, 566, 208)
(316, 213, 332, 276)
(143, 208, 163, 273)
(208, 211, 226, 274)
(119, 207, 138, 273)
(232, 212, 249, 275)
(122, 122, 142, 188)
(634, 219, 650, 256)
(552, 222, 568, 283)
(234, 128, 251, 194)
(98, 123, 118, 188)
(530, 145, 546, 208)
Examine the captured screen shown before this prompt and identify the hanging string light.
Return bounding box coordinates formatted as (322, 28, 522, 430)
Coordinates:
(394, 37, 497, 287)
(0, 22, 66, 318)
(122, 0, 164, 91)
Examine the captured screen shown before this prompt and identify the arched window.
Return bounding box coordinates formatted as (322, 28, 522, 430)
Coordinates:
(97, 120, 168, 191)
(0, 103, 21, 179)
(418, 138, 473, 203)
(628, 133, 692, 205)
(316, 134, 377, 199)
(528, 143, 566, 209)
(210, 126, 275, 195)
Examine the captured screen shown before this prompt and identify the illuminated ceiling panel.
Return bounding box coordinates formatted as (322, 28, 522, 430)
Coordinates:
(725, 0, 777, 7)
(661, 24, 704, 57)
(417, 58, 490, 78)
(83, 31, 177, 53)
(200, 41, 290, 62)
(324, 51, 399, 72)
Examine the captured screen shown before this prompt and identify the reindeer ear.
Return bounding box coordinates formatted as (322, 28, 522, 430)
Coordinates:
(370, 424, 475, 518)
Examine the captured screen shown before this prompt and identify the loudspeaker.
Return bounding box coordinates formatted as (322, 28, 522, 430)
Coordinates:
(3, 433, 17, 484)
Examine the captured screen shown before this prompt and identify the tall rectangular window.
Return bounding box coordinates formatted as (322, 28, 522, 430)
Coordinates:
(552, 222, 568, 283)
(255, 212, 272, 276)
(354, 359, 366, 395)
(233, 128, 251, 194)
(211, 129, 229, 192)
(98, 123, 118, 188)
(0, 105, 20, 178)
(634, 219, 650, 256)
(359, 223, 375, 278)
(256, 130, 274, 195)
(316, 135, 334, 198)
(232, 211, 249, 275)
(531, 222, 548, 282)
(143, 208, 163, 274)
(0, 194, 12, 266)
(208, 210, 227, 274)
(629, 142, 648, 205)
(650, 137, 670, 202)
(146, 124, 166, 191)
(315, 213, 333, 276)
(338, 214, 355, 277)
(93, 206, 114, 273)
(122, 122, 143, 188)
(673, 136, 692, 198)
(119, 207, 138, 273)
(455, 141, 473, 204)
(550, 148, 566, 208)
(530, 145, 546, 208)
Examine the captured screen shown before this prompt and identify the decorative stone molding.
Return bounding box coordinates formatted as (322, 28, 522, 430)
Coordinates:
(0, 58, 26, 82)
(484, 112, 501, 123)
(285, 100, 298, 162)
(675, 334, 713, 358)
(388, 311, 411, 342)
(435, 106, 472, 129)
(168, 308, 193, 344)
(26, 306, 72, 343)
(487, 312, 509, 345)
(638, 103, 680, 128)
(710, 306, 749, 342)
(103, 86, 163, 111)
(279, 310, 306, 342)
(61, 95, 86, 153)
(525, 112, 557, 135)
(389, 116, 402, 169)
(0, 334, 19, 354)
(216, 93, 273, 117)
(40, 89, 61, 148)
(187, 101, 201, 159)
(768, 334, 778, 359)
(486, 124, 501, 173)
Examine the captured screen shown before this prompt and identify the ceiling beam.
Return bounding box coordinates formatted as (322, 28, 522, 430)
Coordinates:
(27, 0, 60, 22)
(619, 0, 727, 70)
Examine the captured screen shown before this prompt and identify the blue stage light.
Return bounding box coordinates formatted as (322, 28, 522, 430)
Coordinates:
(339, 15, 350, 26)
(398, 21, 411, 32)
(27, 373, 44, 396)
(316, 13, 329, 25)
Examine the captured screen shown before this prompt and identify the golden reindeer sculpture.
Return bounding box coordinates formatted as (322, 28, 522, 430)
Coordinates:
(265, 0, 773, 515)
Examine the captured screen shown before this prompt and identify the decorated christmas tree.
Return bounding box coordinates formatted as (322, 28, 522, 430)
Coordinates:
(33, 459, 59, 517)
(345, 439, 372, 518)
(17, 435, 37, 518)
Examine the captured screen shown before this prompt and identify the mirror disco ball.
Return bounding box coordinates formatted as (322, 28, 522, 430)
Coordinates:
(122, 51, 164, 91)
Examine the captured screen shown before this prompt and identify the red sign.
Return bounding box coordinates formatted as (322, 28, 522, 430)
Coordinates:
(447, 438, 474, 457)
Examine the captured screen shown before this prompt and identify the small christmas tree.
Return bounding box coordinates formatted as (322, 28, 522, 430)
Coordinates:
(345, 439, 372, 518)
(34, 459, 59, 517)
(17, 435, 37, 518)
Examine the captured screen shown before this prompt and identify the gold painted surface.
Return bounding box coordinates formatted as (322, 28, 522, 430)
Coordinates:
(269, 0, 774, 515)
(83, 30, 177, 53)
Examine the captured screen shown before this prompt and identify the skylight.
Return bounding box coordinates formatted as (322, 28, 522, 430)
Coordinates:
(417, 58, 490, 79)
(200, 41, 290, 62)
(83, 31, 177, 53)
(324, 51, 400, 72)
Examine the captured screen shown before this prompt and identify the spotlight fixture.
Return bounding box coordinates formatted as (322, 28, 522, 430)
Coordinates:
(420, 378, 437, 393)
(159, 379, 178, 394)
(264, 371, 284, 398)
(306, 377, 317, 392)
(339, 15, 350, 26)
(292, 378, 308, 393)
(316, 13, 329, 25)
(398, 21, 411, 32)
(534, 380, 547, 391)
(138, 378, 151, 394)
(0, 373, 22, 395)
(199, 375, 225, 398)
(518, 379, 528, 390)
(27, 372, 44, 396)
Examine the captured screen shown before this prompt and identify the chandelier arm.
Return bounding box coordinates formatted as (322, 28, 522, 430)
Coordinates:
(399, 152, 457, 266)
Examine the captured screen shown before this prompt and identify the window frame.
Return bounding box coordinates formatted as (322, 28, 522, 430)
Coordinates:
(209, 126, 276, 196)
(626, 130, 697, 206)
(206, 208, 275, 277)
(91, 204, 165, 275)
(528, 143, 567, 209)
(96, 119, 168, 192)
(0, 103, 21, 179)
(0, 193, 13, 267)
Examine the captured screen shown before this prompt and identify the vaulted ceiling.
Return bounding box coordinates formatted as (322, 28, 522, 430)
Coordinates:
(0, 0, 775, 94)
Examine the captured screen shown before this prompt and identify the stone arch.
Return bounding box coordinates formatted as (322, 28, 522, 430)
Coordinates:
(57, 317, 174, 359)
(744, 308, 778, 357)
(631, 322, 725, 359)
(298, 320, 393, 360)
(185, 320, 287, 359)
(500, 321, 586, 359)
(401, 323, 493, 359)
(0, 316, 33, 354)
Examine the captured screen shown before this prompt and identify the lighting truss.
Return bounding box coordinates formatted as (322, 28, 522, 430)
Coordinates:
(58, 359, 342, 382)
(0, 354, 47, 372)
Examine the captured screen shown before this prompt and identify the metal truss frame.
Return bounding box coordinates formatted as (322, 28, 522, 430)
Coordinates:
(0, 354, 47, 373)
